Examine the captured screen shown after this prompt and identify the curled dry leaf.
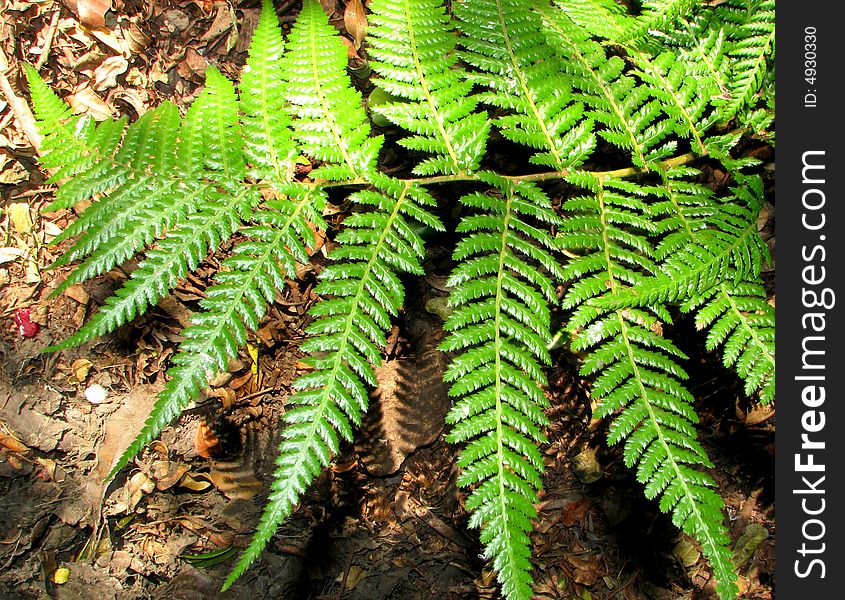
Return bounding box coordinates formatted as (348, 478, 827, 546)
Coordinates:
(0, 432, 30, 454)
(343, 0, 367, 50)
(92, 55, 128, 91)
(70, 358, 93, 382)
(75, 0, 113, 30)
(66, 86, 114, 121)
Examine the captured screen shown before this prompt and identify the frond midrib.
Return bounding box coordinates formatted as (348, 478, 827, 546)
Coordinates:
(492, 0, 565, 169)
(400, 0, 463, 173)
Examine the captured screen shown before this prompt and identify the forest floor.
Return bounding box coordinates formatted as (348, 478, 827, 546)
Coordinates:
(0, 1, 775, 599)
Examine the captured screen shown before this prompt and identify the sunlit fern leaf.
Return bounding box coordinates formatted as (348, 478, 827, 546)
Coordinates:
(716, 0, 775, 123)
(282, 0, 381, 180)
(684, 278, 775, 404)
(623, 49, 719, 155)
(537, 10, 676, 169)
(558, 174, 738, 600)
(44, 67, 251, 352)
(619, 0, 700, 43)
(441, 172, 563, 600)
(455, 0, 596, 171)
(551, 0, 630, 41)
(648, 12, 732, 100)
(224, 173, 443, 589)
(367, 0, 490, 176)
(594, 170, 769, 308)
(239, 0, 297, 183)
(107, 183, 327, 482)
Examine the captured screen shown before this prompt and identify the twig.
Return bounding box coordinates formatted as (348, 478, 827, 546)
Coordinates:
(34, 9, 62, 71)
(0, 48, 43, 155)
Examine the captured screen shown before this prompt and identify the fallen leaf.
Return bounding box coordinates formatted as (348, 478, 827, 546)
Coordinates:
(8, 202, 33, 235)
(92, 55, 128, 90)
(71, 358, 93, 382)
(0, 432, 31, 454)
(178, 471, 213, 492)
(672, 537, 701, 567)
(66, 87, 114, 121)
(75, 0, 112, 29)
(209, 461, 262, 500)
(0, 247, 27, 265)
(343, 0, 367, 50)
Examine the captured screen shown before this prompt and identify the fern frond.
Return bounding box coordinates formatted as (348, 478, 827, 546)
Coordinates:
(538, 10, 676, 168)
(623, 48, 718, 155)
(684, 279, 775, 404)
(595, 170, 769, 308)
(107, 184, 327, 481)
(620, 0, 700, 43)
(551, 0, 631, 42)
(441, 173, 563, 600)
(224, 173, 442, 589)
(44, 67, 250, 351)
(717, 0, 775, 122)
(455, 0, 596, 170)
(367, 0, 490, 175)
(282, 0, 382, 180)
(558, 175, 738, 600)
(239, 0, 297, 184)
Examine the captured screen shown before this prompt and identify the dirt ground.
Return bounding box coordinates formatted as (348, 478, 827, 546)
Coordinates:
(0, 1, 775, 599)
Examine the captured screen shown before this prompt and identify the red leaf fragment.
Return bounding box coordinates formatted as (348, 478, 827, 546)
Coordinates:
(13, 309, 39, 338)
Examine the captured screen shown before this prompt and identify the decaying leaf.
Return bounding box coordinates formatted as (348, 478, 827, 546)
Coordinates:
(92, 55, 128, 90)
(343, 0, 367, 50)
(74, 0, 112, 29)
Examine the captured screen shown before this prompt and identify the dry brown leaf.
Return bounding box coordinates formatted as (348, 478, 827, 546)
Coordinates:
(177, 471, 213, 492)
(70, 358, 93, 383)
(0, 432, 30, 454)
(343, 0, 367, 50)
(151, 460, 190, 491)
(7, 202, 33, 235)
(66, 87, 114, 121)
(75, 0, 112, 29)
(209, 462, 262, 500)
(92, 55, 128, 90)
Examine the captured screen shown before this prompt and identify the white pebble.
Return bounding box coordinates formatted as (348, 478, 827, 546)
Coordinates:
(84, 384, 108, 405)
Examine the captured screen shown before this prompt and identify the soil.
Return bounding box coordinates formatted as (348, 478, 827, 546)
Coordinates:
(0, 2, 775, 599)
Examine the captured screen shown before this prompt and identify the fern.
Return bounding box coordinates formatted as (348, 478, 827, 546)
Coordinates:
(25, 0, 777, 598)
(441, 172, 563, 599)
(367, 0, 490, 175)
(455, 0, 595, 170)
(558, 174, 739, 600)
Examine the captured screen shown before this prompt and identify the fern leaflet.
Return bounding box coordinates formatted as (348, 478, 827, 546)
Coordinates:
(558, 174, 738, 600)
(367, 0, 490, 175)
(441, 172, 564, 600)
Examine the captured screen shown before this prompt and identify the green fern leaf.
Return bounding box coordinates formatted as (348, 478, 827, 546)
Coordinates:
(224, 173, 442, 589)
(538, 10, 676, 168)
(239, 0, 297, 183)
(108, 184, 328, 482)
(455, 0, 595, 171)
(282, 0, 381, 180)
(619, 0, 700, 43)
(44, 67, 250, 352)
(367, 0, 490, 175)
(559, 175, 739, 600)
(442, 173, 563, 600)
(717, 0, 775, 122)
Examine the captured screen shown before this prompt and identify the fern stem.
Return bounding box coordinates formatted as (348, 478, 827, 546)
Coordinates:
(317, 152, 698, 189)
